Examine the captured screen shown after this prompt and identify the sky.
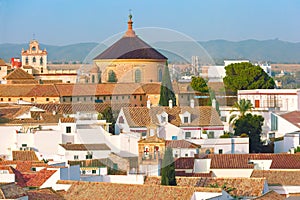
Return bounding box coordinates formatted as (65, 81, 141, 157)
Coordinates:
(0, 0, 299, 45)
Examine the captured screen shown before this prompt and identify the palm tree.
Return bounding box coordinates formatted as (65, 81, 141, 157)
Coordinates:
(229, 99, 254, 124)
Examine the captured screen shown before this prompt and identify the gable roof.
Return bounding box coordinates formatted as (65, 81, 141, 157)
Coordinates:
(0, 183, 27, 199)
(59, 180, 220, 200)
(122, 106, 223, 127)
(25, 168, 57, 187)
(279, 111, 300, 128)
(3, 68, 34, 80)
(207, 154, 300, 169)
(175, 157, 195, 169)
(59, 143, 111, 151)
(254, 190, 285, 200)
(60, 117, 76, 123)
(166, 140, 201, 149)
(12, 150, 39, 161)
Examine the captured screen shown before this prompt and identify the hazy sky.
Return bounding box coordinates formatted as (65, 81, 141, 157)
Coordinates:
(0, 0, 299, 45)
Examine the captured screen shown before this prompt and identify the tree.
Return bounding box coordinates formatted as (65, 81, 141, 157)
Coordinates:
(108, 70, 117, 82)
(234, 113, 264, 153)
(223, 62, 275, 93)
(161, 147, 176, 186)
(101, 107, 116, 134)
(229, 99, 254, 123)
(190, 76, 209, 93)
(159, 63, 176, 106)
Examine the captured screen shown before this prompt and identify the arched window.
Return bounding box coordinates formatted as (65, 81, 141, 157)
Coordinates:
(135, 69, 141, 83)
(25, 57, 29, 65)
(108, 70, 117, 82)
(40, 57, 43, 65)
(91, 75, 95, 83)
(32, 46, 36, 51)
(33, 57, 36, 63)
(158, 68, 163, 82)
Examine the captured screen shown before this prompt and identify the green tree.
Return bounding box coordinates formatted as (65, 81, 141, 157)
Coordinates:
(223, 62, 275, 93)
(159, 63, 176, 106)
(108, 70, 117, 82)
(190, 76, 209, 93)
(101, 107, 116, 133)
(161, 147, 176, 186)
(234, 113, 264, 153)
(229, 99, 254, 123)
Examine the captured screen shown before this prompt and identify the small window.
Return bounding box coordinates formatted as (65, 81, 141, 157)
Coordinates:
(128, 96, 130, 99)
(66, 126, 71, 133)
(41, 67, 43, 73)
(31, 98, 34, 102)
(40, 57, 43, 65)
(0, 98, 3, 101)
(19, 98, 23, 100)
(92, 170, 96, 174)
(219, 149, 223, 154)
(142, 132, 147, 137)
(77, 97, 80, 101)
(33, 57, 36, 63)
(74, 155, 79, 160)
(134, 95, 136, 99)
(185, 132, 191, 139)
(82, 170, 86, 175)
(86, 154, 93, 159)
(25, 57, 29, 64)
(110, 96, 112, 100)
(185, 153, 188, 157)
(172, 136, 178, 140)
(208, 131, 214, 139)
(161, 116, 166, 123)
(63, 97, 66, 102)
(31, 167, 36, 172)
(184, 117, 189, 123)
(116, 96, 118, 100)
(22, 144, 27, 147)
(46, 98, 49, 101)
(140, 96, 142, 101)
(122, 96, 124, 100)
(83, 97, 86, 101)
(8, 98, 11, 102)
(175, 154, 178, 158)
(90, 97, 93, 101)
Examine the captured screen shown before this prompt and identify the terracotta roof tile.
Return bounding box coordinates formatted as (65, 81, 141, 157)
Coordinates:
(251, 170, 300, 186)
(122, 106, 223, 127)
(59, 144, 111, 151)
(0, 160, 48, 173)
(12, 151, 39, 161)
(166, 140, 201, 149)
(0, 84, 59, 97)
(141, 83, 161, 94)
(3, 68, 34, 80)
(144, 176, 266, 197)
(207, 154, 300, 169)
(25, 168, 57, 187)
(27, 188, 65, 200)
(0, 183, 27, 199)
(60, 117, 76, 123)
(0, 59, 7, 66)
(175, 157, 195, 169)
(279, 111, 300, 128)
(59, 181, 219, 200)
(254, 190, 285, 200)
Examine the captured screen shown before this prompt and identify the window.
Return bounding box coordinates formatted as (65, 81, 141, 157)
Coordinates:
(158, 68, 162, 82)
(175, 154, 178, 158)
(82, 170, 86, 174)
(74, 155, 79, 160)
(161, 116, 166, 123)
(63, 97, 66, 102)
(219, 149, 223, 154)
(8, 98, 11, 102)
(46, 98, 49, 101)
(205, 149, 211, 154)
(122, 96, 124, 100)
(22, 144, 27, 147)
(185, 132, 191, 139)
(185, 153, 188, 157)
(103, 96, 106, 100)
(66, 126, 71, 133)
(113, 163, 118, 170)
(208, 131, 215, 139)
(116, 96, 118, 100)
(118, 116, 124, 123)
(135, 69, 141, 83)
(25, 57, 29, 64)
(31, 167, 36, 172)
(40, 57, 43, 65)
(19, 98, 23, 100)
(110, 96, 112, 100)
(128, 96, 130, 99)
(77, 97, 80, 101)
(142, 132, 147, 137)
(255, 100, 260, 108)
(271, 113, 278, 131)
(32, 46, 36, 51)
(31, 98, 34, 102)
(140, 95, 142, 101)
(92, 170, 97, 174)
(41, 67, 43, 73)
(0, 98, 3, 101)
(184, 117, 189, 123)
(83, 97, 86, 101)
(86, 154, 93, 159)
(33, 57, 36, 63)
(90, 97, 93, 101)
(172, 136, 178, 140)
(92, 75, 95, 83)
(134, 95, 136, 99)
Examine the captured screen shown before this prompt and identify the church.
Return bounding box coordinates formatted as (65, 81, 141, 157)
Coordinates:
(93, 14, 167, 83)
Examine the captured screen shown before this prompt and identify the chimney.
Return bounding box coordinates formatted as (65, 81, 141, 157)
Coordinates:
(147, 99, 151, 109)
(190, 99, 195, 108)
(212, 99, 216, 109)
(169, 100, 173, 108)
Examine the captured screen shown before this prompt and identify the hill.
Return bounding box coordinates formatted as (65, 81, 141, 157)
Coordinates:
(1, 39, 300, 64)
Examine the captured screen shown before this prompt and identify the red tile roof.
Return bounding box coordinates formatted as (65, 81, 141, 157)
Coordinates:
(59, 143, 111, 151)
(207, 153, 300, 169)
(166, 140, 201, 149)
(25, 168, 57, 187)
(254, 190, 285, 200)
(279, 111, 300, 128)
(175, 157, 195, 169)
(12, 150, 39, 161)
(0, 183, 27, 199)
(3, 68, 34, 80)
(251, 170, 300, 186)
(27, 188, 65, 200)
(60, 117, 76, 123)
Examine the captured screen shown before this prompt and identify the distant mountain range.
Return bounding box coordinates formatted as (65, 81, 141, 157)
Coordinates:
(1, 39, 300, 64)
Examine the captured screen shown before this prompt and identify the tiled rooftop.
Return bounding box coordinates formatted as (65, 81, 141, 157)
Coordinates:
(122, 106, 223, 128)
(60, 117, 76, 123)
(27, 188, 65, 200)
(144, 176, 266, 197)
(207, 153, 300, 169)
(251, 170, 300, 186)
(254, 190, 285, 200)
(175, 157, 195, 169)
(58, 180, 219, 200)
(12, 150, 39, 161)
(3, 68, 34, 80)
(166, 140, 201, 149)
(279, 111, 300, 128)
(59, 143, 111, 151)
(0, 183, 27, 199)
